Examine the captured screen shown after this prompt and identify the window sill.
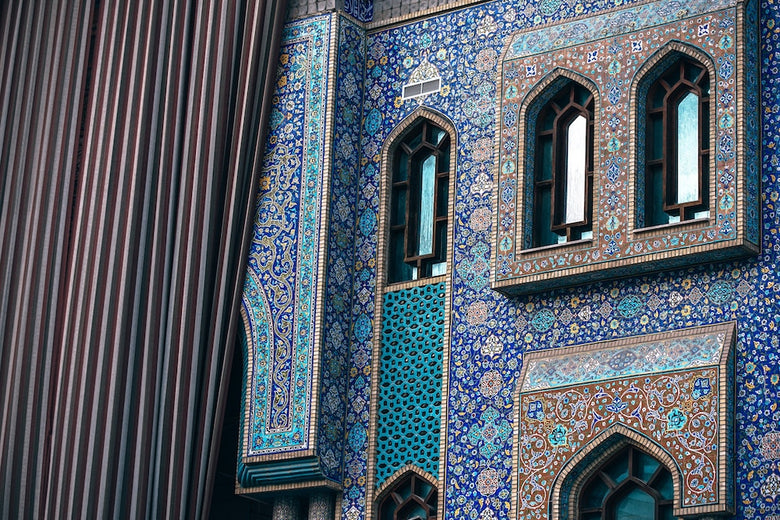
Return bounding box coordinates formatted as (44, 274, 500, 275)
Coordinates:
(632, 216, 710, 236)
(383, 273, 447, 293)
(520, 238, 593, 256)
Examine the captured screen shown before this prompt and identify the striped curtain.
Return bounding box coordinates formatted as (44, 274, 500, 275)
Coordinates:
(0, 0, 287, 517)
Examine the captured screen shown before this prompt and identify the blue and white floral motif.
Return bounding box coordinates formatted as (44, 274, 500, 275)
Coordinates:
(606, 395, 628, 413)
(693, 377, 711, 399)
(468, 407, 512, 459)
(522, 330, 725, 392)
(549, 424, 569, 447)
(527, 400, 545, 420)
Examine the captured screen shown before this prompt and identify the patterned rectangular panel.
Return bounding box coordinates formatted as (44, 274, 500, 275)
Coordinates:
(493, 0, 760, 294)
(317, 16, 367, 484)
(241, 14, 332, 459)
(375, 282, 446, 488)
(521, 328, 727, 391)
(515, 323, 736, 518)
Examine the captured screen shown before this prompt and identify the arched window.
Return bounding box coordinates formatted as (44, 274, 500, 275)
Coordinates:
(378, 472, 437, 520)
(578, 445, 675, 520)
(532, 81, 594, 247)
(643, 57, 710, 226)
(388, 119, 451, 283)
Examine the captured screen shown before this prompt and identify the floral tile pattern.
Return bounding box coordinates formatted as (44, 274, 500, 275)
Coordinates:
(242, 0, 780, 518)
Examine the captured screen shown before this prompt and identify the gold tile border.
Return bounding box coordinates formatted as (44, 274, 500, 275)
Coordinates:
(511, 321, 737, 519)
(241, 448, 318, 465)
(382, 273, 447, 293)
(365, 0, 491, 32)
(240, 298, 252, 458)
(284, 0, 493, 32)
(366, 105, 458, 518)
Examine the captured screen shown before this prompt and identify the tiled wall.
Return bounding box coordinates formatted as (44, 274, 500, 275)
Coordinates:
(243, 0, 780, 517)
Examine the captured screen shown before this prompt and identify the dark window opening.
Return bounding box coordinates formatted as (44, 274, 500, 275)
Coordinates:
(532, 81, 595, 247)
(379, 472, 438, 520)
(578, 445, 675, 520)
(388, 120, 451, 284)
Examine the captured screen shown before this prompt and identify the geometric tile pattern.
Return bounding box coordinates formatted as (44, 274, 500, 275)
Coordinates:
(376, 282, 445, 488)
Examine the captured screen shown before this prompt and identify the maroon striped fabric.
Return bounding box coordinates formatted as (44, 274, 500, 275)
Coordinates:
(0, 0, 287, 517)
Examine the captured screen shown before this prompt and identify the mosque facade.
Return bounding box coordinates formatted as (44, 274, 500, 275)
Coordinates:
(237, 0, 780, 519)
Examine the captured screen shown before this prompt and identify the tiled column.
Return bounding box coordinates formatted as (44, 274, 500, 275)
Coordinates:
(308, 492, 334, 520)
(273, 496, 301, 520)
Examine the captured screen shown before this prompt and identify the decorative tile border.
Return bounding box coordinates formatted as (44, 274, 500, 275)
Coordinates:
(240, 14, 332, 459)
(520, 326, 727, 392)
(316, 14, 367, 484)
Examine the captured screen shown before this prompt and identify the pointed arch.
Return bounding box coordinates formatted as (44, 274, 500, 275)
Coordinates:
(377, 107, 457, 286)
(517, 68, 601, 249)
(374, 466, 439, 520)
(520, 68, 601, 113)
(629, 40, 717, 230)
(549, 424, 683, 520)
(381, 107, 458, 159)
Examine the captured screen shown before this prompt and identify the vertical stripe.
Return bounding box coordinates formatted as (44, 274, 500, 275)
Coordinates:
(0, 0, 288, 517)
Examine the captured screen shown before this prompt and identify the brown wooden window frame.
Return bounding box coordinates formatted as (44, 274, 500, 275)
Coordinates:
(644, 57, 710, 226)
(532, 81, 595, 248)
(388, 119, 451, 284)
(577, 445, 675, 520)
(378, 472, 438, 520)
